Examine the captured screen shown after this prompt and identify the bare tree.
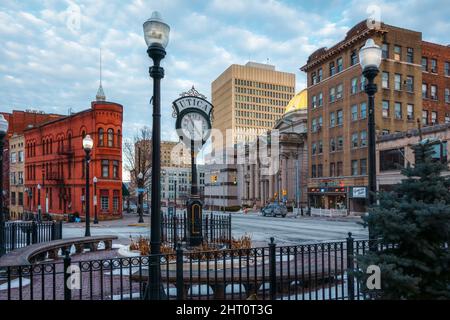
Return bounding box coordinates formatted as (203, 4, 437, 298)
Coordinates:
(123, 126, 153, 199)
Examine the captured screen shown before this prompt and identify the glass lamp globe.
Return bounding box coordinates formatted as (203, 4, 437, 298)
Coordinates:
(359, 39, 382, 71)
(0, 114, 8, 134)
(143, 11, 170, 48)
(138, 172, 143, 180)
(83, 135, 94, 151)
(93, 176, 98, 183)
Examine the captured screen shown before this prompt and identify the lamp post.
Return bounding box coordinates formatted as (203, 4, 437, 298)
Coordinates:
(143, 11, 170, 300)
(82, 135, 94, 237)
(359, 38, 382, 247)
(37, 183, 41, 222)
(0, 114, 8, 256)
(93, 176, 98, 224)
(137, 172, 144, 223)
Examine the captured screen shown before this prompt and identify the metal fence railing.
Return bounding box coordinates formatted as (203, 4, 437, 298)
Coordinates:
(0, 233, 390, 301)
(161, 213, 231, 248)
(0, 221, 63, 257)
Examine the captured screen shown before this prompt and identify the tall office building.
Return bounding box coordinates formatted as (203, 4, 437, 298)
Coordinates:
(211, 62, 295, 150)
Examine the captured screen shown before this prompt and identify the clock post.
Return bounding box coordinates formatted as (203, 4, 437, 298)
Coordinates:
(187, 139, 203, 246)
(172, 86, 214, 247)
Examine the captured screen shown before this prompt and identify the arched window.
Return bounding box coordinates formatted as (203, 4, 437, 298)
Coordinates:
(98, 128, 104, 146)
(117, 130, 121, 147)
(68, 133, 72, 149)
(107, 129, 114, 147)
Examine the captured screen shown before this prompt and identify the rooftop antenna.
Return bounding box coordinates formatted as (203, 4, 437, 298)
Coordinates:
(96, 48, 106, 101)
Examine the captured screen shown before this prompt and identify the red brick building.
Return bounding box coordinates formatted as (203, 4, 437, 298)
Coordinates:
(1, 110, 63, 215)
(23, 101, 123, 220)
(421, 41, 450, 125)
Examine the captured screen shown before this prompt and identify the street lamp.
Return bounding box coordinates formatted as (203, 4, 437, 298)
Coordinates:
(143, 11, 170, 300)
(137, 172, 144, 223)
(0, 114, 8, 256)
(37, 183, 42, 222)
(82, 134, 94, 237)
(360, 38, 382, 247)
(93, 176, 98, 224)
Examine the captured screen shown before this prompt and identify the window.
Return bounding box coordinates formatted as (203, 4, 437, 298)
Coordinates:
(337, 57, 343, 72)
(360, 159, 367, 175)
(431, 59, 437, 73)
(98, 128, 104, 146)
(382, 129, 390, 135)
(11, 192, 16, 205)
(10, 152, 16, 164)
(406, 76, 414, 92)
(330, 163, 335, 177)
(330, 138, 336, 152)
(350, 51, 358, 66)
(394, 74, 402, 91)
(336, 84, 343, 100)
(360, 130, 367, 147)
(360, 75, 366, 91)
(101, 194, 109, 210)
(18, 192, 23, 206)
(431, 111, 438, 125)
(380, 148, 405, 171)
(318, 92, 323, 107)
(330, 112, 335, 127)
(382, 43, 389, 59)
(312, 95, 317, 109)
(311, 118, 317, 132)
(360, 102, 367, 119)
(422, 83, 428, 98)
(318, 68, 323, 82)
(446, 88, 450, 103)
(337, 136, 344, 151)
(382, 72, 389, 89)
(107, 129, 114, 147)
(113, 190, 119, 211)
(352, 133, 359, 148)
(117, 130, 121, 147)
(312, 143, 317, 155)
(318, 140, 323, 154)
(382, 100, 390, 117)
(317, 164, 323, 177)
(18, 151, 24, 162)
(395, 102, 402, 119)
(113, 160, 119, 179)
(351, 105, 358, 121)
(351, 160, 358, 176)
(422, 110, 429, 125)
(406, 47, 414, 63)
(102, 160, 109, 178)
(337, 110, 343, 126)
(329, 61, 335, 76)
(337, 162, 343, 176)
(329, 87, 336, 103)
(351, 77, 358, 94)
(445, 62, 450, 77)
(311, 72, 317, 85)
(18, 172, 23, 184)
(318, 116, 323, 129)
(446, 113, 450, 124)
(431, 85, 437, 100)
(407, 104, 414, 120)
(311, 165, 317, 178)
(422, 57, 428, 71)
(394, 45, 401, 61)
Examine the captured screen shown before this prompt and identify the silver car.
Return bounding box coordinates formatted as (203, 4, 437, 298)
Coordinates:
(261, 203, 288, 217)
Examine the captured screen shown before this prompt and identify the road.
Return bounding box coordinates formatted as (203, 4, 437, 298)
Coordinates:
(63, 211, 367, 246)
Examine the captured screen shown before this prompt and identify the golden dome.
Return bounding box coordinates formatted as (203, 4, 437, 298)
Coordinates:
(284, 89, 307, 114)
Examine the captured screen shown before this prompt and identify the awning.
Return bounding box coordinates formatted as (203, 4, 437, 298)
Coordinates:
(122, 183, 130, 197)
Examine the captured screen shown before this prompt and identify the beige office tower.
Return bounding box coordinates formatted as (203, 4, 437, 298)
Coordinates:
(211, 62, 295, 151)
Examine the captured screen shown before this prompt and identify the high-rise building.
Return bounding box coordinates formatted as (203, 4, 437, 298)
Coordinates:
(301, 21, 423, 215)
(211, 62, 295, 150)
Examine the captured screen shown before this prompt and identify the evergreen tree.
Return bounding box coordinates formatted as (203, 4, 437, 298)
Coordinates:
(358, 139, 450, 299)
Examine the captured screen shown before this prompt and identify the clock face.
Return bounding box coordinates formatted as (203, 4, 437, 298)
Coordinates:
(180, 111, 210, 141)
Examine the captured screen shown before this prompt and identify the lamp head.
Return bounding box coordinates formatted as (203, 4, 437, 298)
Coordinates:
(143, 11, 170, 49)
(138, 172, 143, 179)
(83, 134, 94, 152)
(93, 176, 98, 183)
(359, 38, 382, 72)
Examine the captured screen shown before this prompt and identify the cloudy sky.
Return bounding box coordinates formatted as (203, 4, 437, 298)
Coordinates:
(1, 0, 449, 144)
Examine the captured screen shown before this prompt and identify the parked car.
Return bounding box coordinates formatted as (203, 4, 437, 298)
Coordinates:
(261, 203, 288, 217)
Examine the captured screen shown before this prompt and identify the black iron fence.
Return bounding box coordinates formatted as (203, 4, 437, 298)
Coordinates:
(0, 233, 392, 300)
(0, 221, 63, 256)
(161, 213, 231, 247)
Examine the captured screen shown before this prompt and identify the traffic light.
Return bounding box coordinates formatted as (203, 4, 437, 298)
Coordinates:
(282, 189, 287, 196)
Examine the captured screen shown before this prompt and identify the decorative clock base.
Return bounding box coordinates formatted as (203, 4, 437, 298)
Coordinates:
(187, 196, 203, 246)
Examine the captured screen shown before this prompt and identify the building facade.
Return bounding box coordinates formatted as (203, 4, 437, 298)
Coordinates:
(421, 41, 450, 126)
(23, 101, 123, 220)
(211, 62, 295, 150)
(301, 21, 423, 215)
(204, 162, 239, 211)
(8, 134, 25, 220)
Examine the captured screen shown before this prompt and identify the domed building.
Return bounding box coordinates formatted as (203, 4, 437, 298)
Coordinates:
(238, 90, 309, 212)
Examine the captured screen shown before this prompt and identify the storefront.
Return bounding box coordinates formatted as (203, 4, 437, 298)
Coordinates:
(308, 187, 348, 210)
(348, 186, 368, 213)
